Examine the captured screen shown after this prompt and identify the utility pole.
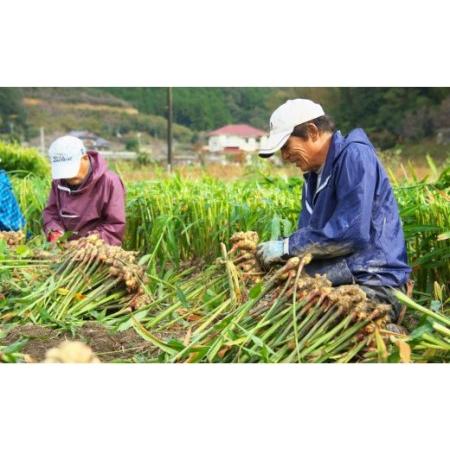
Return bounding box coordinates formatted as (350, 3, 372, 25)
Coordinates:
(167, 87, 173, 172)
(136, 132, 142, 152)
(40, 127, 45, 154)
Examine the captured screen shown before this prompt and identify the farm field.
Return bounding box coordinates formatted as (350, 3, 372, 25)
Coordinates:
(1, 144, 449, 363)
(2, 13, 449, 450)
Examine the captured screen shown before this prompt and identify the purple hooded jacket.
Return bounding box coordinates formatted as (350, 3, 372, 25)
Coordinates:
(43, 151, 126, 245)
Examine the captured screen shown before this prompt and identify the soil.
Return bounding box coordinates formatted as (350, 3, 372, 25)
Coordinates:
(0, 322, 161, 363)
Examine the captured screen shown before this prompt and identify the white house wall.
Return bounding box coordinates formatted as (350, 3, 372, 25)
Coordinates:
(259, 135, 268, 149)
(208, 134, 265, 152)
(208, 135, 227, 152)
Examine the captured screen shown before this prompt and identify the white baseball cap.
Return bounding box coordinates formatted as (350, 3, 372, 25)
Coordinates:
(48, 136, 87, 179)
(259, 99, 325, 158)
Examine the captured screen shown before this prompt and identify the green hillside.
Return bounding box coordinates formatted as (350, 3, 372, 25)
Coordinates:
(1, 87, 450, 150)
(0, 87, 193, 145)
(103, 87, 450, 148)
(102, 87, 274, 131)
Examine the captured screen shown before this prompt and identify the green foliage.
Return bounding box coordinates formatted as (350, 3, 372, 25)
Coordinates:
(0, 88, 27, 136)
(4, 87, 450, 149)
(11, 175, 49, 235)
(125, 137, 139, 151)
(22, 87, 130, 107)
(4, 165, 450, 364)
(331, 87, 450, 147)
(0, 141, 49, 178)
(136, 152, 153, 165)
(11, 165, 450, 294)
(102, 87, 272, 131)
(436, 166, 450, 189)
(103, 87, 450, 148)
(26, 103, 193, 144)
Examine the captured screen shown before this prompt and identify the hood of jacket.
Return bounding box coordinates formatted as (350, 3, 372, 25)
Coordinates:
(57, 151, 107, 194)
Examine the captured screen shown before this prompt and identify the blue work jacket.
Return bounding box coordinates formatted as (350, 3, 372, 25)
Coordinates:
(0, 170, 25, 231)
(288, 129, 411, 287)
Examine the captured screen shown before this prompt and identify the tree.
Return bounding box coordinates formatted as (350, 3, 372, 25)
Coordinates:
(0, 88, 27, 136)
(99, 87, 450, 146)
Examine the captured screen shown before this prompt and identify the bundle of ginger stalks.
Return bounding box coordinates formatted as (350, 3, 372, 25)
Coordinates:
(0, 230, 25, 246)
(1, 234, 150, 324)
(2, 229, 447, 363)
(132, 231, 399, 363)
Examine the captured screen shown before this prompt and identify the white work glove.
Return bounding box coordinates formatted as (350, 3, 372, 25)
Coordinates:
(256, 239, 288, 269)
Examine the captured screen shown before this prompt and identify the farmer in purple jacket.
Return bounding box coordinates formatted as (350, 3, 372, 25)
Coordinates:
(43, 136, 125, 246)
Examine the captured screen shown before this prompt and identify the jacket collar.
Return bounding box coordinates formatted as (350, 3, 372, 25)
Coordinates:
(317, 130, 343, 182)
(303, 128, 374, 208)
(303, 131, 343, 204)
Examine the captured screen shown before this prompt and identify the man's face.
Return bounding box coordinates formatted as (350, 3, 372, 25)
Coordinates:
(280, 135, 321, 172)
(65, 155, 90, 186)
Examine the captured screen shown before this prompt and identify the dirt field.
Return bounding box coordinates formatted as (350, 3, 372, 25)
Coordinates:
(0, 322, 158, 363)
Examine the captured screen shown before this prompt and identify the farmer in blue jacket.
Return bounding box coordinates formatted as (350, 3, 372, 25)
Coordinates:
(0, 165, 26, 232)
(257, 99, 411, 320)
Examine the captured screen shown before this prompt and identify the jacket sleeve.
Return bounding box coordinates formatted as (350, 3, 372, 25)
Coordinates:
(288, 146, 377, 259)
(0, 171, 25, 231)
(297, 183, 309, 229)
(43, 182, 64, 235)
(95, 175, 126, 246)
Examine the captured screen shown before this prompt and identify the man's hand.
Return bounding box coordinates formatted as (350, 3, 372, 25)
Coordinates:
(47, 230, 63, 243)
(256, 240, 285, 269)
